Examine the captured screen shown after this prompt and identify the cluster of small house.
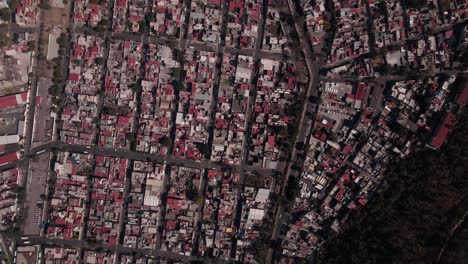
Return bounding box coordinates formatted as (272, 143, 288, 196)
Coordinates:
(42, 247, 185, 263)
(199, 170, 238, 260)
(327, 0, 370, 64)
(235, 187, 271, 263)
(384, 76, 461, 145)
(188, 0, 222, 44)
(326, 58, 374, 78)
(14, 0, 38, 25)
(0, 34, 35, 90)
(43, 154, 197, 256)
(44, 247, 80, 263)
(83, 249, 115, 264)
(248, 58, 298, 169)
(136, 44, 178, 156)
(225, 0, 262, 48)
(99, 40, 142, 149)
(262, 6, 289, 53)
(0, 168, 20, 230)
(326, 0, 467, 69)
(406, 0, 442, 39)
(173, 47, 216, 160)
(379, 28, 458, 74)
(303, 0, 328, 49)
(211, 53, 253, 165)
(160, 166, 201, 256)
(121, 254, 181, 264)
(123, 161, 165, 249)
(149, 0, 183, 37)
(61, 34, 105, 145)
(43, 247, 163, 264)
(113, 0, 146, 32)
(46, 152, 91, 240)
(279, 82, 385, 260)
(445, 0, 467, 23)
(369, 0, 406, 48)
(120, 254, 159, 264)
(327, 5, 463, 79)
(86, 156, 127, 245)
(73, 0, 109, 28)
(41, 244, 184, 263)
(279, 75, 467, 261)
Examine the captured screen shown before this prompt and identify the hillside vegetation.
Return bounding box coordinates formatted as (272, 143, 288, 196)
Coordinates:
(317, 115, 468, 264)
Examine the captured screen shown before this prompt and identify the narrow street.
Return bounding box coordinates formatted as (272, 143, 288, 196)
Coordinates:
(266, 0, 322, 262)
(16, 236, 204, 262)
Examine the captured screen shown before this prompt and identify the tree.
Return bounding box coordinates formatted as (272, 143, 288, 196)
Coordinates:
(4, 225, 22, 240)
(39, 2, 51, 10)
(289, 31, 299, 40)
(73, 58, 85, 66)
(38, 53, 46, 61)
(125, 19, 133, 30)
(125, 132, 136, 143)
(27, 40, 35, 50)
(405, 0, 428, 9)
(295, 141, 305, 150)
(48, 85, 62, 96)
(15, 186, 26, 203)
(56, 33, 67, 48)
(10, 0, 19, 9)
(325, 23, 336, 32)
(98, 19, 108, 26)
(308, 96, 317, 103)
(171, 80, 185, 91)
(284, 175, 299, 201)
(171, 67, 182, 79)
(172, 49, 185, 64)
(159, 136, 172, 148)
(52, 65, 63, 84)
(95, 25, 106, 32)
(51, 105, 59, 113)
(138, 20, 146, 33)
(95, 57, 106, 65)
(129, 83, 141, 93)
(185, 180, 198, 201)
(0, 32, 10, 48)
(0, 8, 10, 21)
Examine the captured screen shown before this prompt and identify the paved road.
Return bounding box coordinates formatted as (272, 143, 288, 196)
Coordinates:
(18, 236, 203, 262)
(21, 0, 44, 187)
(321, 69, 467, 83)
(228, 0, 269, 261)
(265, 1, 321, 263)
(4, 5, 46, 264)
(9, 24, 37, 34)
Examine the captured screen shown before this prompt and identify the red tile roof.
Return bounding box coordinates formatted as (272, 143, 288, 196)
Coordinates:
(0, 152, 19, 166)
(456, 82, 468, 106)
(0, 92, 28, 109)
(430, 112, 457, 149)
